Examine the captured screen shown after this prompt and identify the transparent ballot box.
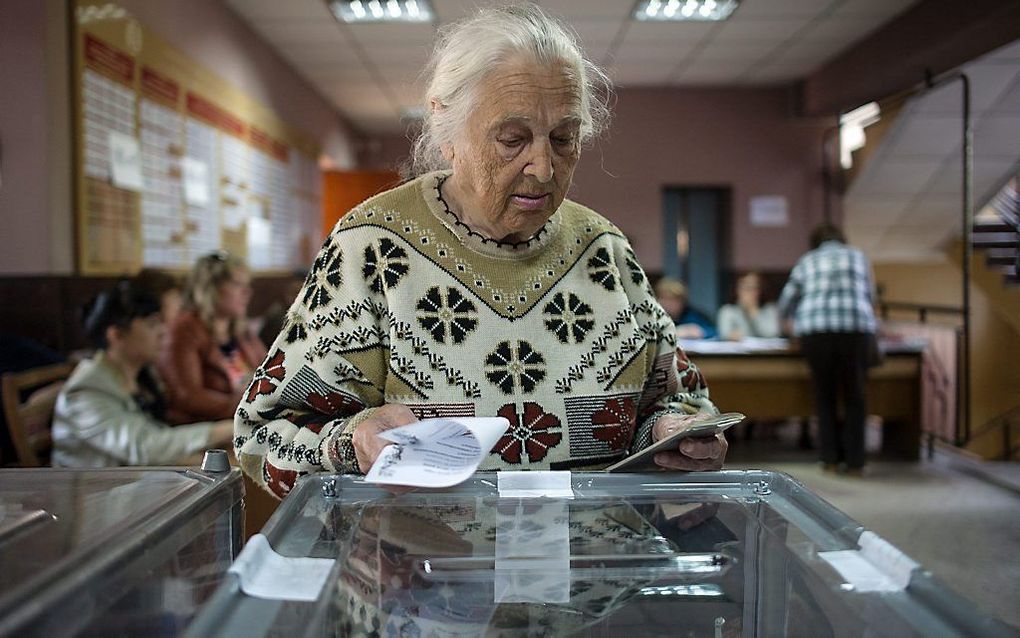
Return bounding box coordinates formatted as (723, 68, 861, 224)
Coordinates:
(187, 471, 1013, 637)
(0, 466, 243, 637)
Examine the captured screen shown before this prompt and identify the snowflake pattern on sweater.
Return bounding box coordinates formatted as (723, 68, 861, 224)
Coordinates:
(235, 172, 716, 498)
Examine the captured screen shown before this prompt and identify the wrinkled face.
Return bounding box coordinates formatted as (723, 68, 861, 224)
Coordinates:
(215, 268, 252, 320)
(116, 314, 164, 365)
(445, 59, 583, 242)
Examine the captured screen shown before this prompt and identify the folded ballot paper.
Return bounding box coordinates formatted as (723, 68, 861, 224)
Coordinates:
(365, 417, 511, 488)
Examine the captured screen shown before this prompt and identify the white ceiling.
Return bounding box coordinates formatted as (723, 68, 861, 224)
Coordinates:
(846, 38, 1020, 261)
(225, 0, 920, 134)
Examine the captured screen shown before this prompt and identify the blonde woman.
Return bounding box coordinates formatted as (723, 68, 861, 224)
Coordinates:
(159, 252, 267, 424)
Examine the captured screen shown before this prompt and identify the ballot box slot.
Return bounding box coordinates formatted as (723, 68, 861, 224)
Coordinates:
(418, 552, 732, 582)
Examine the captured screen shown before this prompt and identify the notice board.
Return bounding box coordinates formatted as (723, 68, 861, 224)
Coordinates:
(73, 0, 321, 275)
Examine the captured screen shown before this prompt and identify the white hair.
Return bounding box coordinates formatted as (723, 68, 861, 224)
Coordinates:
(407, 3, 612, 177)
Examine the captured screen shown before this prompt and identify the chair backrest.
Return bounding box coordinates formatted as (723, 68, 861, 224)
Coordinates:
(1, 362, 74, 467)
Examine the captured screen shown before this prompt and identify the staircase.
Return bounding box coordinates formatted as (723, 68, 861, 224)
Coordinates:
(964, 177, 1020, 460)
(973, 179, 1020, 287)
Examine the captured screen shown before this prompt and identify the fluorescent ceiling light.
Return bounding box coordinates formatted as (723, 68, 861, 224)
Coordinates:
(839, 101, 881, 169)
(328, 0, 433, 23)
(840, 101, 881, 128)
(634, 0, 738, 21)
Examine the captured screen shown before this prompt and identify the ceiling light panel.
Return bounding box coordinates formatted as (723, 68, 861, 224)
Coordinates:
(633, 0, 740, 22)
(328, 0, 433, 23)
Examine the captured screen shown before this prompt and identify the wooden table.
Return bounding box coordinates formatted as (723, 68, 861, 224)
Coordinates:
(691, 348, 923, 460)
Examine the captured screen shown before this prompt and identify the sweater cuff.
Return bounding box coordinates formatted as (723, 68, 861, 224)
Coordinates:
(321, 407, 380, 474)
(632, 409, 677, 454)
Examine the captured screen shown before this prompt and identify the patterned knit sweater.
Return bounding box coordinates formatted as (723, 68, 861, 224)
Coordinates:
(235, 172, 717, 498)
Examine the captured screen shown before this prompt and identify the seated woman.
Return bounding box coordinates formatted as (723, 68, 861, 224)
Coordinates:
(716, 271, 780, 341)
(52, 282, 233, 467)
(654, 278, 717, 339)
(235, 5, 727, 499)
(134, 267, 184, 324)
(159, 252, 267, 424)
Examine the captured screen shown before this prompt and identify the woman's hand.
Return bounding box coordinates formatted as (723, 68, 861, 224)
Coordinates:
(651, 413, 728, 471)
(352, 403, 417, 474)
(675, 323, 705, 339)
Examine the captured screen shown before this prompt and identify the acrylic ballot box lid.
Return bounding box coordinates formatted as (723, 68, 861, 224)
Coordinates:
(0, 466, 243, 637)
(188, 471, 1013, 638)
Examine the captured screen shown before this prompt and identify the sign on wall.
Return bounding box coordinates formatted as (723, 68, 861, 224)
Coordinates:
(73, 0, 321, 275)
(749, 195, 789, 228)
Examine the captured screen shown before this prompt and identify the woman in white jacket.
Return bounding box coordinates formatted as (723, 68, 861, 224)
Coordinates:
(52, 281, 233, 467)
(716, 272, 780, 341)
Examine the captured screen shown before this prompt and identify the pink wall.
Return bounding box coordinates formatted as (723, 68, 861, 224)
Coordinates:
(0, 0, 358, 275)
(358, 133, 416, 174)
(0, 1, 63, 274)
(363, 87, 836, 272)
(569, 87, 835, 272)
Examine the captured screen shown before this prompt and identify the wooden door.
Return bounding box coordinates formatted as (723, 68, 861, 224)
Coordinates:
(321, 170, 401, 239)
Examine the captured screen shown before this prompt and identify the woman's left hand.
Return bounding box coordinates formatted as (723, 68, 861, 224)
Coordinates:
(651, 413, 728, 471)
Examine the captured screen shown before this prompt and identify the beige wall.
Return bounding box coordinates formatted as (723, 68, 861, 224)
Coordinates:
(874, 261, 963, 308)
(875, 258, 1020, 457)
(570, 87, 835, 273)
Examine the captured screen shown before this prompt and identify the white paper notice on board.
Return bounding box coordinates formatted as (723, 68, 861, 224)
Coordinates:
(222, 206, 245, 231)
(108, 131, 143, 191)
(750, 195, 788, 227)
(365, 417, 510, 488)
(247, 217, 272, 269)
(248, 215, 271, 249)
(182, 157, 210, 207)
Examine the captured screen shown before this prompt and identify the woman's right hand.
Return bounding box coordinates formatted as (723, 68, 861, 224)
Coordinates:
(352, 404, 417, 473)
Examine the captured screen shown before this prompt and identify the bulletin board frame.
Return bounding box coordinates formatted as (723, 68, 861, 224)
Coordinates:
(71, 0, 322, 276)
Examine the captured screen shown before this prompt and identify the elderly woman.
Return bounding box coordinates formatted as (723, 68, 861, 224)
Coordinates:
(235, 5, 726, 498)
(159, 252, 266, 424)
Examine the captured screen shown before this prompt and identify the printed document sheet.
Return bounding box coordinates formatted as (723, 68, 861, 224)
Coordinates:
(365, 417, 510, 488)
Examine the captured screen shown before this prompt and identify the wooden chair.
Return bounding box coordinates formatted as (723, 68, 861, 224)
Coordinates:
(1, 362, 74, 467)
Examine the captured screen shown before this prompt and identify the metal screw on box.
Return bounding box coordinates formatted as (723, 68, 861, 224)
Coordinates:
(201, 449, 230, 473)
(753, 480, 772, 496)
(322, 478, 337, 498)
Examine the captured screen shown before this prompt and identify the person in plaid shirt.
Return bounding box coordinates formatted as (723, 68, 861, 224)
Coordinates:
(778, 224, 877, 475)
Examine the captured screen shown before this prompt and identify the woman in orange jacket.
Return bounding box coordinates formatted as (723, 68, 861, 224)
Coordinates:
(159, 252, 267, 424)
